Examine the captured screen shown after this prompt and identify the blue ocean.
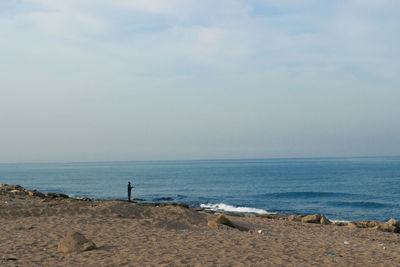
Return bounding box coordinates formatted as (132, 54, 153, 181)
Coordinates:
(1, 157, 399, 222)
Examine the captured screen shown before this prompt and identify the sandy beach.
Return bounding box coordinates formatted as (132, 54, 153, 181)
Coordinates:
(1, 185, 400, 266)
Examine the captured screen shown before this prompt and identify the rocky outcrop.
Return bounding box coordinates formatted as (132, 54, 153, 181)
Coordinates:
(29, 190, 45, 198)
(0, 184, 69, 200)
(347, 219, 400, 233)
(302, 214, 321, 224)
(374, 218, 400, 233)
(288, 215, 304, 222)
(58, 231, 96, 253)
(287, 214, 331, 225)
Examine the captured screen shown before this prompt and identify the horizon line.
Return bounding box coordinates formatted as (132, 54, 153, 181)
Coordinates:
(1, 155, 399, 165)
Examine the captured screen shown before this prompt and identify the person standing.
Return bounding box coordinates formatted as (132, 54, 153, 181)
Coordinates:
(127, 181, 134, 202)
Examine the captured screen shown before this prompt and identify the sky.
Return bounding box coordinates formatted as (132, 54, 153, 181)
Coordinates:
(1, 0, 400, 163)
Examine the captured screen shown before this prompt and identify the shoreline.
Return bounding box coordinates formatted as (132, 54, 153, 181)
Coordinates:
(2, 183, 399, 230)
(1, 184, 400, 266)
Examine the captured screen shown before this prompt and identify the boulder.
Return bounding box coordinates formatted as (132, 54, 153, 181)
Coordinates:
(207, 221, 233, 231)
(288, 215, 304, 222)
(332, 221, 347, 226)
(58, 231, 96, 253)
(28, 190, 45, 198)
(375, 218, 400, 233)
(347, 222, 358, 228)
(348, 221, 378, 229)
(320, 215, 331, 225)
(300, 214, 331, 225)
(387, 218, 400, 227)
(215, 214, 235, 228)
(301, 214, 322, 224)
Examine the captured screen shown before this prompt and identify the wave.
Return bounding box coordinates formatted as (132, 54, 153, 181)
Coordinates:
(200, 203, 270, 215)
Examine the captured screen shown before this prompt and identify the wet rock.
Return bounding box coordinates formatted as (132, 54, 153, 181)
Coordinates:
(58, 231, 96, 253)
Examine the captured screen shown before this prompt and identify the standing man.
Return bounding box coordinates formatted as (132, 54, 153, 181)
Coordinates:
(127, 181, 134, 202)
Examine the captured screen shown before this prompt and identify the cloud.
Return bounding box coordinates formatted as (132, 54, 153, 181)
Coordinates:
(1, 0, 400, 161)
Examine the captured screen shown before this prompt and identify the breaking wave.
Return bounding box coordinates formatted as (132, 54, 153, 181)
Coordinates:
(200, 203, 270, 215)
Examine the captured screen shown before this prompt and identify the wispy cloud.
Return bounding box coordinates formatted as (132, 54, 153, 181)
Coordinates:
(1, 1, 400, 161)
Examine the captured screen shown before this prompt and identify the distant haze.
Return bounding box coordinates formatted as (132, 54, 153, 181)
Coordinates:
(1, 1, 399, 163)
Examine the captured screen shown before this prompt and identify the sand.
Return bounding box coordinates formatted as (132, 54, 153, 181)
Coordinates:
(1, 186, 400, 266)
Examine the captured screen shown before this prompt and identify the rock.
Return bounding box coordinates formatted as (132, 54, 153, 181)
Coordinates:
(288, 215, 304, 222)
(320, 215, 331, 225)
(215, 214, 235, 228)
(45, 192, 69, 199)
(332, 221, 347, 226)
(28, 190, 45, 198)
(375, 218, 400, 233)
(347, 222, 358, 228)
(387, 218, 400, 227)
(58, 231, 96, 253)
(348, 221, 378, 229)
(207, 221, 233, 231)
(301, 214, 322, 224)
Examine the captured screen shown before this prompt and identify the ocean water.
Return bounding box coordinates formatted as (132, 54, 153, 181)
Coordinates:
(1, 157, 399, 222)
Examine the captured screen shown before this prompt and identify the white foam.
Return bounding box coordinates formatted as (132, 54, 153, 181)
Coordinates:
(200, 203, 270, 215)
(330, 219, 351, 223)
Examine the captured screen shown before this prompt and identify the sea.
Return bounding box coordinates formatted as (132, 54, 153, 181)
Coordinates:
(1, 157, 399, 222)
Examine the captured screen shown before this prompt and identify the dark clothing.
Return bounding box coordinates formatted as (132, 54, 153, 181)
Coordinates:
(127, 182, 133, 202)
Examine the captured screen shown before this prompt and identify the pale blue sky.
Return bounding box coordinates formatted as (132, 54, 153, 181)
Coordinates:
(1, 0, 399, 163)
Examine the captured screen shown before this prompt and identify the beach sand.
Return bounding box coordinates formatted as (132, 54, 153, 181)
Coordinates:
(1, 185, 400, 266)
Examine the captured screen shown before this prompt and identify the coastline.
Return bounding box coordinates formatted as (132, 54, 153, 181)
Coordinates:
(1, 184, 400, 266)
